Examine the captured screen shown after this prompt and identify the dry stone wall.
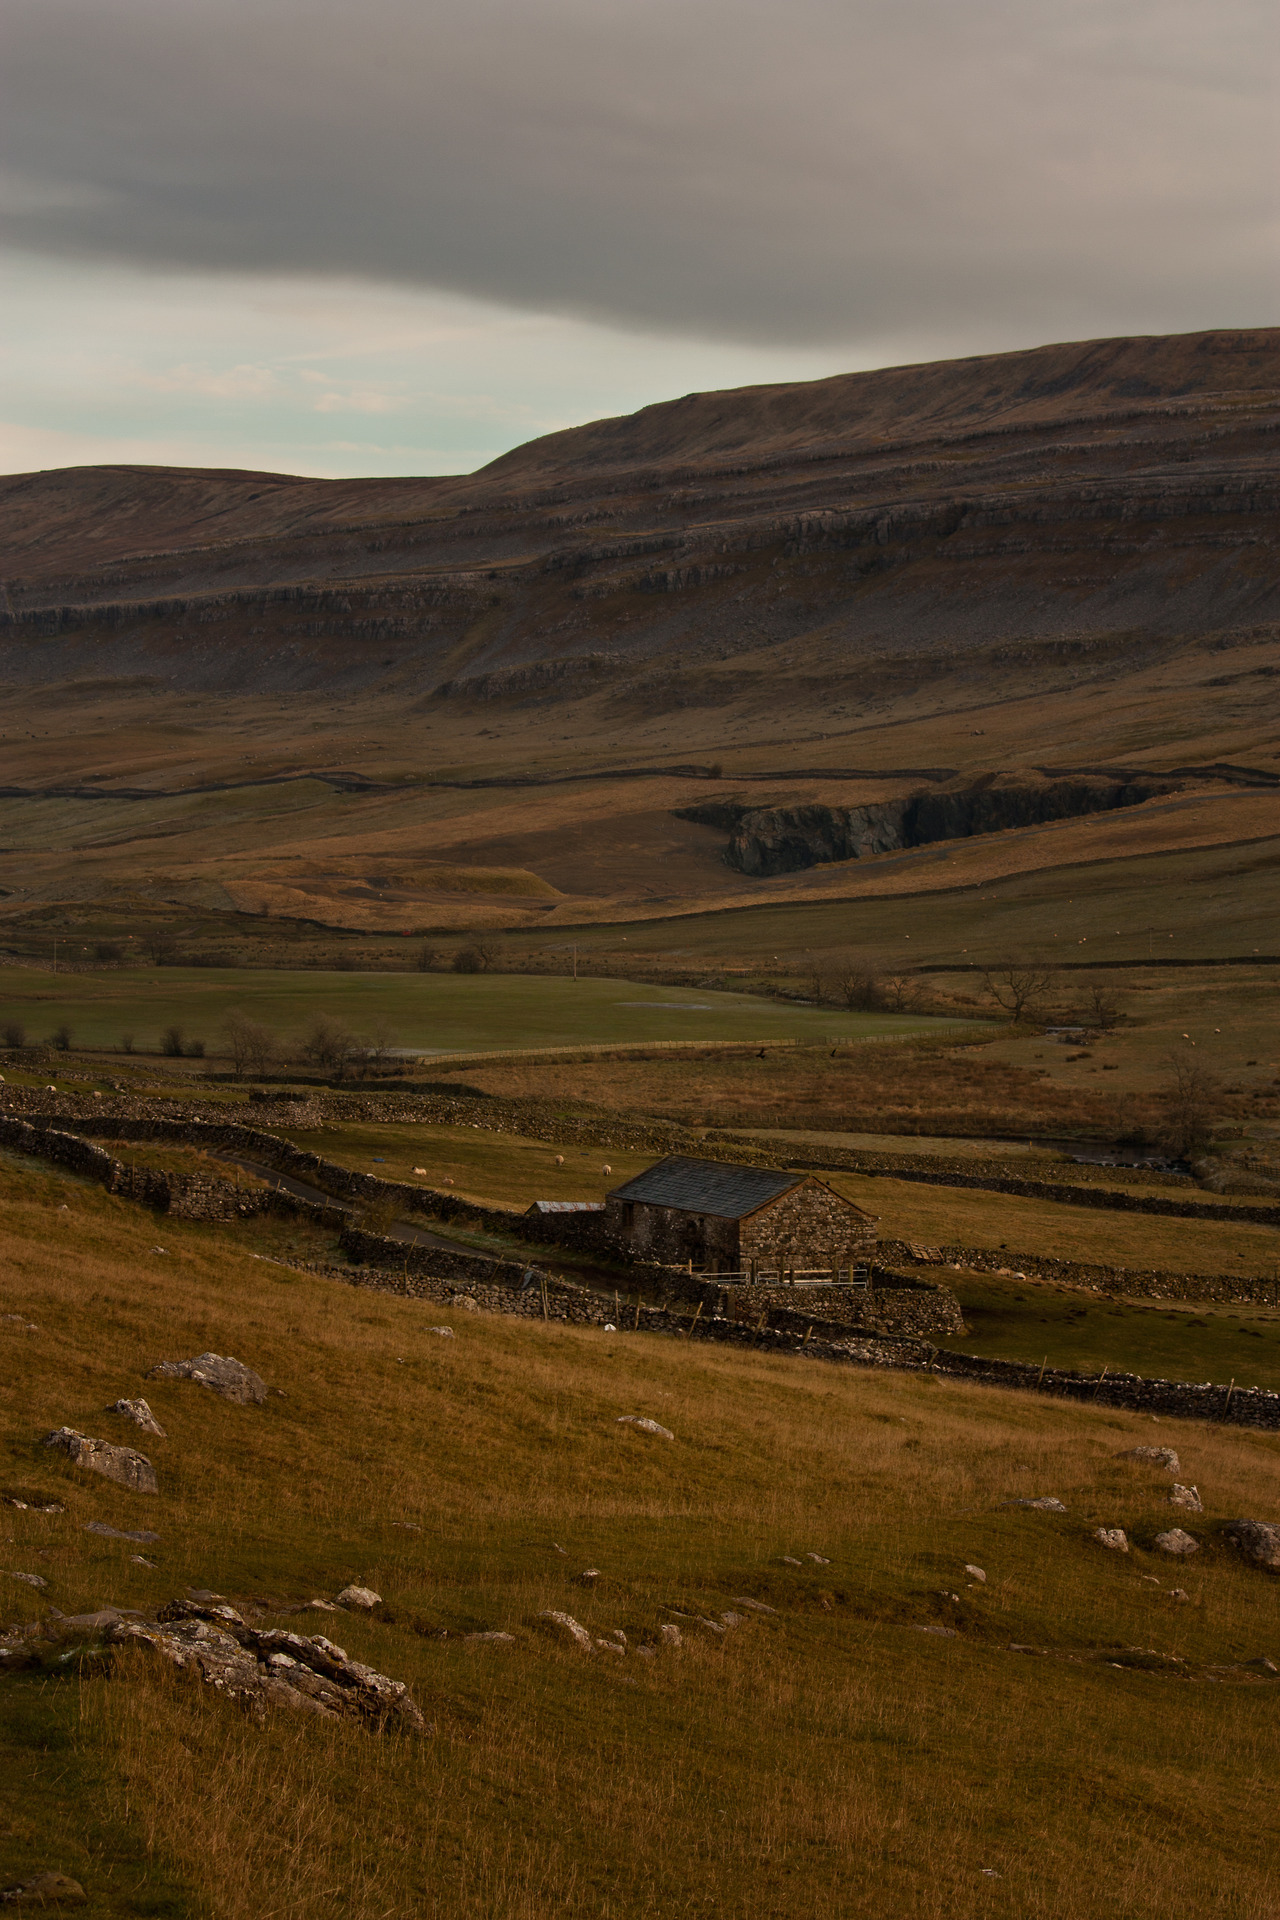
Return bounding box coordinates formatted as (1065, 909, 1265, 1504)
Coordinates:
(882, 1237, 1280, 1307)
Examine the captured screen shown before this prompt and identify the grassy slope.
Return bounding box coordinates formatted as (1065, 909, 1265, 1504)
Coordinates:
(2, 1157, 1279, 1918)
(0, 967, 951, 1056)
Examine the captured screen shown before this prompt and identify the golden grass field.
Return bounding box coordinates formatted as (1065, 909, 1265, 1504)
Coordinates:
(3, 1154, 1280, 1919)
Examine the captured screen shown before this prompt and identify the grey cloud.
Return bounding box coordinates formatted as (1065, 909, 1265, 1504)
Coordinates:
(0, 0, 1275, 347)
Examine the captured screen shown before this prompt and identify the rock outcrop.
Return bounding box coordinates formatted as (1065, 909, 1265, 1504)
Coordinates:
(108, 1599, 425, 1731)
(1223, 1519, 1280, 1572)
(145, 1353, 267, 1405)
(44, 1428, 157, 1494)
(680, 773, 1176, 876)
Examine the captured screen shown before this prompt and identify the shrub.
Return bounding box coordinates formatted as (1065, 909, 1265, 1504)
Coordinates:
(186, 1038, 206, 1059)
(49, 1024, 72, 1051)
(120, 1033, 135, 1054)
(452, 948, 482, 973)
(93, 940, 123, 963)
(161, 1026, 185, 1057)
(1, 1021, 25, 1049)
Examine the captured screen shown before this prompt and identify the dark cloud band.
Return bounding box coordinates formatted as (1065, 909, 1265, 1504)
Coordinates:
(1, 0, 1273, 346)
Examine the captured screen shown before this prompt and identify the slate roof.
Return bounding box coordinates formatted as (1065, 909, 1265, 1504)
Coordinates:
(525, 1200, 604, 1214)
(606, 1155, 804, 1220)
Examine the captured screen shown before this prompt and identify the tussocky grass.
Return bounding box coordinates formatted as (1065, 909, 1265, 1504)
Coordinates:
(1, 1154, 1278, 1917)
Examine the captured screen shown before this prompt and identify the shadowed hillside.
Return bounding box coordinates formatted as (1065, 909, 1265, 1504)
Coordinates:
(0, 329, 1276, 943)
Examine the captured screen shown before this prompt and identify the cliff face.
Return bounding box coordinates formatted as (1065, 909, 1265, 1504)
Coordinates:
(681, 776, 1176, 875)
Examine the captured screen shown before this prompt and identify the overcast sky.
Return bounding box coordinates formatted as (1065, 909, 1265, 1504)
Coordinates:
(1, 0, 1275, 477)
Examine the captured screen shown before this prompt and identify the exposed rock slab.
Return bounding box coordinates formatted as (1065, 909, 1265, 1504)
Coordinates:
(145, 1353, 266, 1405)
(616, 1415, 674, 1439)
(44, 1428, 157, 1494)
(1153, 1528, 1199, 1557)
(107, 1601, 425, 1731)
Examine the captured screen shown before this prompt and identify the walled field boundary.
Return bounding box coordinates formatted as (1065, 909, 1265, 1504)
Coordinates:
(712, 1140, 1280, 1229)
(7, 1113, 1279, 1432)
(11, 1108, 1280, 1308)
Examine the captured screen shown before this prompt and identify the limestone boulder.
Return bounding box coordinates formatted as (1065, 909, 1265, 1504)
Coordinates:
(109, 1398, 165, 1436)
(145, 1353, 266, 1405)
(1120, 1446, 1180, 1472)
(1093, 1528, 1129, 1552)
(335, 1586, 381, 1610)
(1223, 1519, 1280, 1573)
(616, 1415, 674, 1439)
(44, 1428, 157, 1495)
(1168, 1484, 1203, 1513)
(1153, 1528, 1199, 1557)
(537, 1610, 593, 1651)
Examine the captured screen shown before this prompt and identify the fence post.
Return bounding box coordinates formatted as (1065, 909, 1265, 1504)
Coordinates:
(685, 1299, 704, 1340)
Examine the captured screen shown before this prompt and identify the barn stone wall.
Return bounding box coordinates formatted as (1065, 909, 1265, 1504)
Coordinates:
(738, 1181, 877, 1272)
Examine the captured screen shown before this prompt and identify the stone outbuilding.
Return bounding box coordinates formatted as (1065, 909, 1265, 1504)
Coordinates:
(604, 1154, 877, 1278)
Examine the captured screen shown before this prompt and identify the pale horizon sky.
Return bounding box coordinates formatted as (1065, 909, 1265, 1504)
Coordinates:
(1, 0, 1275, 480)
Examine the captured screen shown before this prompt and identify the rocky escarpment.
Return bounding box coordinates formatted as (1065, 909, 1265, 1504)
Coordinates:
(678, 772, 1178, 875)
(1, 330, 1278, 705)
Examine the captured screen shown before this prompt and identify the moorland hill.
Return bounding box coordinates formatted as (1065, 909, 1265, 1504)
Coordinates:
(0, 328, 1276, 948)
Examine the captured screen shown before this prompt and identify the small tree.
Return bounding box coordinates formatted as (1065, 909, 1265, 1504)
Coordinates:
(143, 931, 177, 966)
(49, 1024, 73, 1051)
(984, 965, 1052, 1025)
(120, 1032, 135, 1055)
(1, 1020, 26, 1050)
(452, 947, 482, 974)
(93, 941, 122, 964)
(1161, 1048, 1221, 1159)
(186, 1037, 206, 1059)
(472, 938, 499, 972)
(161, 1025, 185, 1057)
(415, 944, 439, 972)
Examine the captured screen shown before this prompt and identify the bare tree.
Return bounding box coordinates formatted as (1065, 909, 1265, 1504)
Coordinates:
(881, 974, 917, 1014)
(1, 1021, 25, 1050)
(983, 965, 1053, 1024)
(1161, 1048, 1221, 1159)
(414, 944, 439, 972)
(472, 938, 499, 972)
(452, 947, 482, 974)
(839, 970, 884, 1013)
(143, 930, 177, 966)
(300, 1015, 352, 1073)
(161, 1025, 185, 1057)
(1084, 984, 1124, 1032)
(223, 1010, 277, 1078)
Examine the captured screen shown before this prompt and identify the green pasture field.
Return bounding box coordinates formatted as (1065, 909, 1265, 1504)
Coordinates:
(940, 1272, 1280, 1393)
(2, 1153, 1278, 1920)
(279, 1121, 656, 1211)
(0, 965, 954, 1058)
(822, 1167, 1280, 1278)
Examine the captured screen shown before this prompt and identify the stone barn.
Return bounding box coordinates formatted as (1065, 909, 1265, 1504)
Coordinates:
(604, 1155, 877, 1278)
